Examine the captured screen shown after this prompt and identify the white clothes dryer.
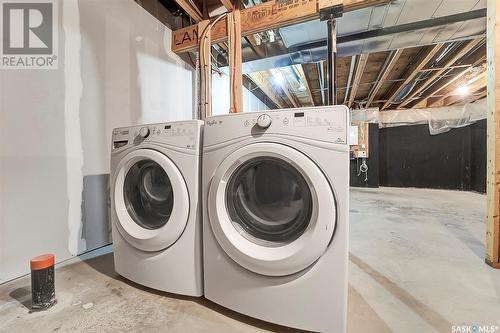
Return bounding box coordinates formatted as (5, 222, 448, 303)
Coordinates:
(202, 107, 349, 332)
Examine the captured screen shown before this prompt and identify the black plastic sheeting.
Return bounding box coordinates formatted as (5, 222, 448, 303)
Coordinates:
(378, 120, 486, 193)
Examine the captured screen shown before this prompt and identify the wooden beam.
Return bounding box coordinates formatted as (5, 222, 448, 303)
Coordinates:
(366, 49, 403, 107)
(172, 0, 391, 53)
(380, 43, 443, 110)
(278, 68, 300, 108)
(248, 72, 287, 108)
(293, 64, 315, 106)
(228, 10, 243, 113)
(398, 38, 483, 109)
(174, 0, 203, 22)
(442, 71, 486, 105)
(219, 0, 234, 12)
(486, 0, 500, 269)
(348, 53, 368, 108)
(424, 56, 486, 107)
(465, 89, 487, 104)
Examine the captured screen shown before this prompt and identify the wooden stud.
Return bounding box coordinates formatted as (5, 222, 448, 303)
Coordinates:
(442, 71, 486, 105)
(348, 53, 368, 108)
(428, 64, 487, 107)
(424, 56, 486, 107)
(173, 0, 203, 22)
(486, 0, 500, 269)
(381, 43, 443, 110)
(398, 38, 483, 109)
(278, 68, 300, 108)
(228, 10, 243, 113)
(366, 49, 403, 107)
(171, 0, 391, 53)
(293, 64, 315, 106)
(199, 20, 211, 119)
(248, 72, 287, 108)
(219, 0, 235, 12)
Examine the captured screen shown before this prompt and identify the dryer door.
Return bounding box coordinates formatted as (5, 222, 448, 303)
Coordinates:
(208, 142, 336, 276)
(113, 149, 189, 252)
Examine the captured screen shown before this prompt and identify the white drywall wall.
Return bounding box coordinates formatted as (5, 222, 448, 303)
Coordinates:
(211, 72, 269, 115)
(0, 0, 194, 283)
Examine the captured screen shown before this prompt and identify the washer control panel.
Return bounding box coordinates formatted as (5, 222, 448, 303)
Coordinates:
(112, 121, 201, 150)
(204, 106, 348, 146)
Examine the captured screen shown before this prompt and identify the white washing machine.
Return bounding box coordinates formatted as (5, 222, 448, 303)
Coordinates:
(202, 107, 349, 332)
(110, 120, 203, 296)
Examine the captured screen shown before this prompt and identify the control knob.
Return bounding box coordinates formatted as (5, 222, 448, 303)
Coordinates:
(139, 127, 150, 138)
(256, 114, 272, 129)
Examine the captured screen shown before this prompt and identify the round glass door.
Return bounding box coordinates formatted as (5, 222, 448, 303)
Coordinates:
(226, 157, 313, 246)
(208, 142, 336, 276)
(123, 160, 174, 230)
(113, 149, 190, 252)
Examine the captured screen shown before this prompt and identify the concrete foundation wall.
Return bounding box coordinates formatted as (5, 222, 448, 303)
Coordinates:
(0, 0, 194, 283)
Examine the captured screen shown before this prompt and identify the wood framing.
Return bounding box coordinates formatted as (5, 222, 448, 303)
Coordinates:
(366, 49, 403, 107)
(424, 56, 486, 107)
(486, 0, 500, 269)
(348, 53, 368, 108)
(173, 0, 203, 22)
(293, 64, 315, 106)
(381, 43, 443, 110)
(397, 38, 483, 109)
(443, 74, 486, 105)
(228, 10, 243, 113)
(431, 70, 487, 107)
(248, 72, 287, 108)
(172, 0, 390, 53)
(199, 20, 211, 119)
(219, 0, 235, 12)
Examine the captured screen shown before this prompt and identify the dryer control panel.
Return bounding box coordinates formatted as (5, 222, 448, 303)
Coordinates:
(204, 106, 348, 147)
(112, 120, 202, 151)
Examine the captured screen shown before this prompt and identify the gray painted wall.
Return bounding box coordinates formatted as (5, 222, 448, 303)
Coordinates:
(0, 0, 194, 283)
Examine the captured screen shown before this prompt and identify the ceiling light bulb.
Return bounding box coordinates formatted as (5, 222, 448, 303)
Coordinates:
(298, 83, 306, 91)
(457, 84, 469, 96)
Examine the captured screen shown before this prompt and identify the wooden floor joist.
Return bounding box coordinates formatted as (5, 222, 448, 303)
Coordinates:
(348, 53, 368, 108)
(397, 38, 483, 109)
(171, 0, 390, 53)
(381, 43, 443, 110)
(486, 0, 500, 269)
(366, 49, 403, 107)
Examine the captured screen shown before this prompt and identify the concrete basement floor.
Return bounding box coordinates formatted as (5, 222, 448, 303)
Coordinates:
(1, 187, 500, 333)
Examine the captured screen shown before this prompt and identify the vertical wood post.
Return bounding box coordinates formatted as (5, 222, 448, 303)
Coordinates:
(486, 0, 500, 268)
(228, 10, 243, 113)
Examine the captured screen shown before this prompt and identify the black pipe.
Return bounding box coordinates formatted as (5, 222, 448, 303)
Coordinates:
(327, 19, 337, 105)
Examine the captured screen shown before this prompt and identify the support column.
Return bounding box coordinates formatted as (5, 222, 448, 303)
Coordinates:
(486, 0, 500, 268)
(327, 19, 337, 105)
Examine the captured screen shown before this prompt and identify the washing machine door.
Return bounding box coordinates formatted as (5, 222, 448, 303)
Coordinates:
(113, 149, 189, 252)
(208, 142, 336, 276)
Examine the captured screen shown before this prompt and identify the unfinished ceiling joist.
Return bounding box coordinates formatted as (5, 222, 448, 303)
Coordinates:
(380, 43, 443, 110)
(397, 38, 483, 109)
(173, 0, 203, 22)
(348, 53, 368, 108)
(422, 56, 486, 107)
(366, 49, 403, 107)
(171, 0, 390, 53)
